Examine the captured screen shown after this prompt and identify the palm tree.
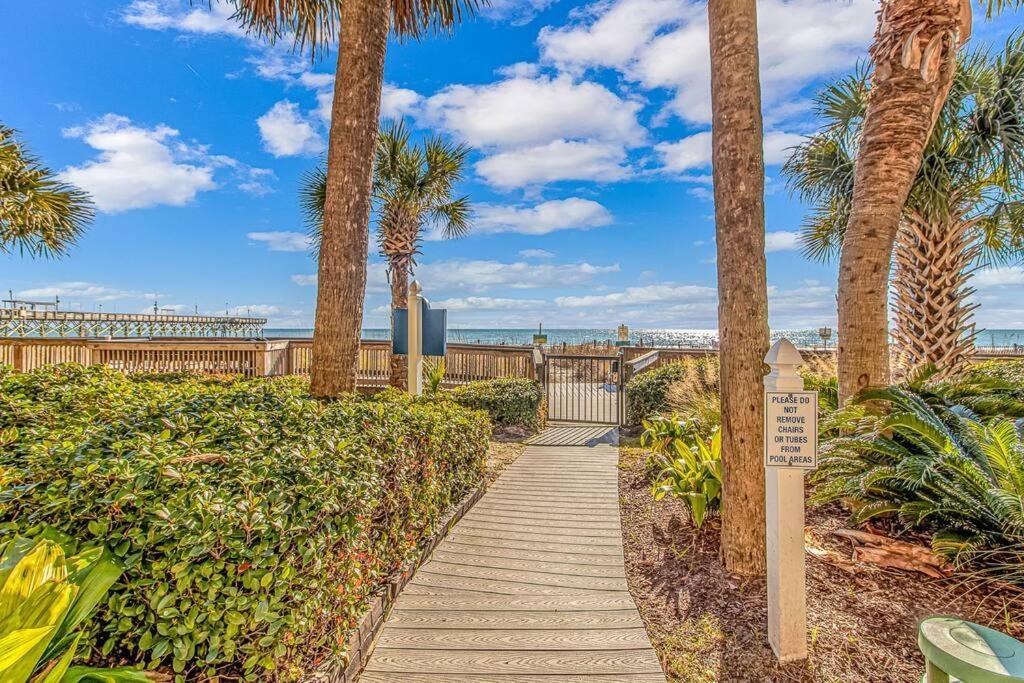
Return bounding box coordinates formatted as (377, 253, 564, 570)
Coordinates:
(302, 122, 472, 388)
(834, 0, 1024, 403)
(785, 38, 1024, 380)
(707, 0, 770, 575)
(0, 124, 93, 257)
(229, 0, 479, 397)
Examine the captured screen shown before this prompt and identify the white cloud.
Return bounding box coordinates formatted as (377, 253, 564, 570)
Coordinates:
(257, 101, 324, 157)
(422, 74, 645, 149)
(18, 282, 158, 302)
(656, 130, 804, 173)
(556, 283, 717, 307)
(519, 249, 556, 259)
(480, 0, 558, 24)
(122, 0, 246, 36)
(414, 259, 621, 292)
(248, 231, 312, 252)
(540, 0, 875, 124)
(432, 296, 548, 310)
(381, 84, 423, 120)
(655, 131, 712, 173)
(474, 198, 613, 236)
(476, 139, 630, 189)
(226, 304, 281, 316)
(765, 230, 801, 252)
(974, 266, 1024, 288)
(60, 114, 218, 212)
(291, 274, 318, 286)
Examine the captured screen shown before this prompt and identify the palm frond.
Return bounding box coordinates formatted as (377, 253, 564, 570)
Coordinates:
(0, 124, 94, 258)
(222, 0, 343, 56)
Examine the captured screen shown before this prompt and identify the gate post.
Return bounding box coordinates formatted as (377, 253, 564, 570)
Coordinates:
(407, 281, 424, 396)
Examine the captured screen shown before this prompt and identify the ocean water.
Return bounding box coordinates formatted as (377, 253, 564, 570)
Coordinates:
(264, 328, 1024, 350)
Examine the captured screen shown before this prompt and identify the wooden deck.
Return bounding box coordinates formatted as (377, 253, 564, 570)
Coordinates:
(359, 439, 664, 682)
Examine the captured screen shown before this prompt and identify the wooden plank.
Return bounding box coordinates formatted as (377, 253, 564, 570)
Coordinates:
(376, 627, 654, 650)
(446, 528, 622, 547)
(404, 574, 615, 596)
(429, 550, 624, 577)
(386, 609, 643, 630)
(445, 532, 624, 556)
(420, 563, 628, 591)
(392, 593, 640, 612)
(437, 540, 625, 567)
(456, 520, 622, 538)
(364, 649, 663, 675)
(463, 512, 621, 530)
(360, 673, 666, 682)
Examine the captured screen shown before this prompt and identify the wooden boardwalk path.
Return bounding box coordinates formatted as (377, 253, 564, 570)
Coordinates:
(359, 436, 664, 682)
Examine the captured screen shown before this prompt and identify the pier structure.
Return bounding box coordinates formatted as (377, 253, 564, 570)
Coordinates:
(0, 307, 266, 338)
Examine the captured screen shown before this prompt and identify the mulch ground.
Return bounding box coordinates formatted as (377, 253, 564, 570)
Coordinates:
(618, 446, 1024, 683)
(486, 438, 526, 484)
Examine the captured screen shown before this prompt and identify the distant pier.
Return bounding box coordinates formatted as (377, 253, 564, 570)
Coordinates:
(0, 308, 266, 338)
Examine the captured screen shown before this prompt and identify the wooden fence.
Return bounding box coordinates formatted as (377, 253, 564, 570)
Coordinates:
(0, 338, 538, 386)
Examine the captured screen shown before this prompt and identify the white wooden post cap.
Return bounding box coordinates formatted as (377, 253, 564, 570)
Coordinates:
(764, 338, 803, 366)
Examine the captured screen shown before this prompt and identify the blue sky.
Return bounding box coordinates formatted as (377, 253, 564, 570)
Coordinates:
(2, 0, 1022, 331)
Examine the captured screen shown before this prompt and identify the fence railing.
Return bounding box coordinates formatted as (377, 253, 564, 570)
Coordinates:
(0, 337, 537, 386)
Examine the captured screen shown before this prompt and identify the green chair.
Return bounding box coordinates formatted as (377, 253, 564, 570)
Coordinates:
(919, 617, 1024, 682)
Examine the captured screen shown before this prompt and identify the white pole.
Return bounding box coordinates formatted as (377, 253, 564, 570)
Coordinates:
(764, 338, 808, 662)
(407, 280, 424, 397)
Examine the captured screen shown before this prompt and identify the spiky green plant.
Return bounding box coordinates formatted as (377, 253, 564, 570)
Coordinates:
(813, 385, 1024, 567)
(649, 429, 722, 529)
(0, 125, 93, 258)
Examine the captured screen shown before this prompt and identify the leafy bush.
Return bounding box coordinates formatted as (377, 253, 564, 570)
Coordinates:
(0, 364, 489, 680)
(447, 377, 545, 432)
(0, 536, 150, 682)
(642, 420, 722, 528)
(814, 385, 1024, 575)
(625, 362, 688, 426)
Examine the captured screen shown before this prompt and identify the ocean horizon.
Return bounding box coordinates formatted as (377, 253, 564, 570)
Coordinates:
(263, 327, 1024, 350)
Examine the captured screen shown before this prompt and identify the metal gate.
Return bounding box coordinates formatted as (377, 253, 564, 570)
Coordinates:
(543, 354, 623, 425)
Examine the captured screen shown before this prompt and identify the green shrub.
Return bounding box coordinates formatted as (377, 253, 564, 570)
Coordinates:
(625, 362, 688, 425)
(814, 385, 1024, 580)
(447, 378, 545, 432)
(0, 364, 489, 680)
(643, 420, 722, 528)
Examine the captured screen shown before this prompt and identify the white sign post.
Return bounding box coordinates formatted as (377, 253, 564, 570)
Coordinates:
(763, 339, 817, 663)
(407, 281, 424, 397)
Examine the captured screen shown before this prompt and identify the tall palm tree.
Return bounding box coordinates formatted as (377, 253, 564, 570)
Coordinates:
(834, 0, 971, 403)
(834, 0, 1023, 403)
(785, 38, 1024, 380)
(707, 0, 770, 575)
(229, 0, 479, 397)
(302, 122, 472, 388)
(0, 124, 93, 257)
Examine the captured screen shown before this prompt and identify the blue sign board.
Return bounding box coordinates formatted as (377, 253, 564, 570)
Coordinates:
(392, 299, 447, 356)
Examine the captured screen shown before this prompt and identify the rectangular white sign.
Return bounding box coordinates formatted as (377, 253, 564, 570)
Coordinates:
(764, 390, 818, 469)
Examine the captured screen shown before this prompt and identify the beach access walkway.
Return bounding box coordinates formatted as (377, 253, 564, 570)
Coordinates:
(359, 430, 665, 682)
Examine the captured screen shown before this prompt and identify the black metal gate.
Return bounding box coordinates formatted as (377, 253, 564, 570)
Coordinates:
(543, 354, 623, 425)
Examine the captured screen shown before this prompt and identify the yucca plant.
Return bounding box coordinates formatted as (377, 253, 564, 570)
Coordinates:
(0, 536, 152, 682)
(424, 358, 446, 393)
(813, 386, 1024, 571)
(649, 429, 723, 529)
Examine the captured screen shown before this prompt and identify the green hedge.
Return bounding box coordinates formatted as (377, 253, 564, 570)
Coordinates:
(447, 378, 545, 432)
(0, 365, 489, 681)
(625, 362, 687, 425)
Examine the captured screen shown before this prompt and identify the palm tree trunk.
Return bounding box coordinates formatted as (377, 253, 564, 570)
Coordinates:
(891, 211, 978, 378)
(708, 0, 770, 575)
(836, 0, 969, 402)
(389, 260, 409, 389)
(309, 0, 390, 398)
